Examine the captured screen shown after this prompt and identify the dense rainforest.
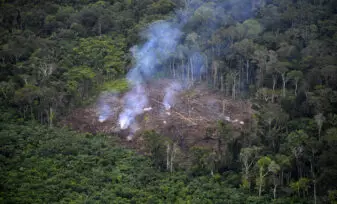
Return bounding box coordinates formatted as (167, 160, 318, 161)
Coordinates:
(1, 0, 337, 203)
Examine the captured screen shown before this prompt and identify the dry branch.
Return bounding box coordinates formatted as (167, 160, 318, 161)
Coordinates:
(150, 97, 197, 125)
(171, 110, 197, 125)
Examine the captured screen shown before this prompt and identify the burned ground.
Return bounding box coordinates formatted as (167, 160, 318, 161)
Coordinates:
(61, 79, 252, 152)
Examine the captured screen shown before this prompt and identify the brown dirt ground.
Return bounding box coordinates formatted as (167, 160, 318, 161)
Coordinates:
(60, 79, 252, 152)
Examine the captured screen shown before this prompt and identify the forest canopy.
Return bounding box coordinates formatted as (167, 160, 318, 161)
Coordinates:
(1, 0, 337, 203)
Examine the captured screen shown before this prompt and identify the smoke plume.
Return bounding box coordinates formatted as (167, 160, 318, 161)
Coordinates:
(163, 81, 183, 110)
(99, 0, 262, 130)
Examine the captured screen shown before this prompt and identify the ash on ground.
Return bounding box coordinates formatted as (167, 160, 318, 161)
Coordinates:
(61, 79, 252, 150)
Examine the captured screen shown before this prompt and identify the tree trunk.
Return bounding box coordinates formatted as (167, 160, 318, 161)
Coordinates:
(166, 143, 170, 171)
(213, 61, 218, 88)
(310, 158, 317, 204)
(49, 107, 53, 128)
(239, 58, 243, 93)
(30, 104, 34, 120)
(246, 59, 249, 84)
(181, 59, 185, 80)
(190, 57, 194, 82)
(273, 184, 277, 199)
(221, 75, 224, 92)
(187, 59, 190, 82)
(259, 175, 263, 196)
(170, 59, 174, 78)
(272, 75, 276, 103)
(204, 54, 208, 82)
(243, 164, 251, 190)
(282, 74, 286, 97)
(313, 179, 317, 204)
(170, 143, 176, 173)
(232, 77, 236, 100)
(298, 185, 300, 197)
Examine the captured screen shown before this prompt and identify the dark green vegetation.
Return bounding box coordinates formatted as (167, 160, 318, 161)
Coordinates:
(1, 0, 337, 203)
(0, 112, 245, 203)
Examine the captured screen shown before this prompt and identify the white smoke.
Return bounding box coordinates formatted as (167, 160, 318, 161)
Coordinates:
(118, 21, 182, 130)
(99, 0, 261, 133)
(119, 85, 148, 129)
(163, 81, 183, 111)
(97, 93, 115, 122)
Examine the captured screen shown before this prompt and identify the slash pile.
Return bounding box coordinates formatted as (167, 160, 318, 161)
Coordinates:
(61, 79, 252, 150)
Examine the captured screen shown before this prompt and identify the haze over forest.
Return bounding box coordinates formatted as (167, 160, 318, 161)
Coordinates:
(0, 0, 337, 203)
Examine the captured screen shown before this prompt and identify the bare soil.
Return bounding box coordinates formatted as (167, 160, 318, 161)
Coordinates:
(60, 79, 252, 151)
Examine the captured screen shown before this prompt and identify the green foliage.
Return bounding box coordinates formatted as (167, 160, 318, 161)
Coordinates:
(190, 146, 215, 175)
(0, 0, 337, 202)
(242, 19, 263, 38)
(65, 66, 96, 81)
(256, 156, 272, 196)
(0, 114, 259, 203)
(290, 178, 310, 197)
(101, 79, 129, 93)
(0, 0, 174, 123)
(325, 128, 337, 142)
(142, 130, 167, 169)
(328, 190, 337, 204)
(287, 130, 309, 148)
(72, 35, 126, 77)
(148, 0, 175, 15)
(14, 84, 40, 105)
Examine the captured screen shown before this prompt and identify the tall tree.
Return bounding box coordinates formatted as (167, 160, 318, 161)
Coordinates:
(256, 156, 272, 197)
(275, 61, 291, 97)
(287, 70, 303, 96)
(314, 113, 325, 141)
(239, 146, 261, 190)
